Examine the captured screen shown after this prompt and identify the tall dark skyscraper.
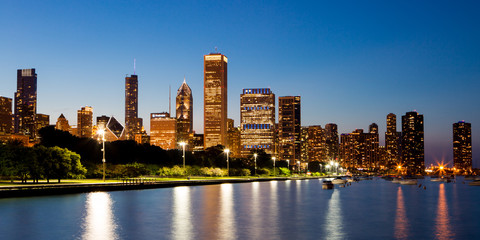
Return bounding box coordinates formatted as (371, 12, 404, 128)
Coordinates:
(0, 96, 13, 135)
(325, 123, 339, 162)
(125, 74, 140, 140)
(278, 96, 301, 165)
(204, 53, 228, 149)
(240, 88, 275, 157)
(14, 68, 37, 140)
(401, 111, 424, 175)
(176, 78, 193, 147)
(385, 113, 401, 168)
(453, 121, 472, 172)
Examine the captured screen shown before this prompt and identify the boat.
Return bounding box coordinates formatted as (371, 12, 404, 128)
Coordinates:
(332, 177, 347, 185)
(322, 180, 334, 189)
(431, 176, 444, 182)
(347, 177, 359, 183)
(392, 177, 402, 183)
(468, 180, 480, 186)
(400, 179, 418, 185)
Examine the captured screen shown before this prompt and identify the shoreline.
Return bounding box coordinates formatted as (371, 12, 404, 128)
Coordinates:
(0, 176, 324, 198)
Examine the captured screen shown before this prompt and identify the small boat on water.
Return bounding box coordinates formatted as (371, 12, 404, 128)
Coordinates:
(468, 180, 480, 186)
(400, 179, 418, 185)
(431, 176, 444, 182)
(332, 177, 347, 185)
(392, 177, 402, 183)
(322, 180, 334, 189)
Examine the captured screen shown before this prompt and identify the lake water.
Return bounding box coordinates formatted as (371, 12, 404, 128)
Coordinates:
(1, 177, 479, 240)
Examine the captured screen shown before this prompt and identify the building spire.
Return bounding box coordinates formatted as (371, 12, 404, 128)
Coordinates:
(183, 75, 186, 83)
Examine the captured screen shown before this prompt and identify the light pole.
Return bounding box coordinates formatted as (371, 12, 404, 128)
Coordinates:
(287, 160, 290, 173)
(254, 153, 258, 176)
(297, 161, 300, 174)
(179, 142, 187, 170)
(98, 129, 106, 182)
(306, 162, 309, 174)
(272, 157, 276, 176)
(224, 149, 230, 176)
(335, 162, 339, 175)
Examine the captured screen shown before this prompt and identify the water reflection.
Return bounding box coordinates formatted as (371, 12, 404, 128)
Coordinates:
(250, 182, 261, 239)
(81, 192, 117, 240)
(435, 184, 454, 240)
(324, 190, 345, 239)
(171, 186, 192, 240)
(219, 184, 236, 239)
(394, 187, 408, 239)
(268, 181, 280, 239)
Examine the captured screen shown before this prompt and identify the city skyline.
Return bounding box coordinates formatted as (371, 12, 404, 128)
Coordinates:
(1, 1, 479, 167)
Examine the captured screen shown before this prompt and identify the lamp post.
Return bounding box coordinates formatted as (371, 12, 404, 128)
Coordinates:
(179, 142, 187, 170)
(286, 160, 290, 170)
(272, 157, 276, 176)
(98, 129, 106, 182)
(254, 153, 258, 176)
(224, 149, 230, 176)
(297, 161, 300, 174)
(335, 162, 339, 175)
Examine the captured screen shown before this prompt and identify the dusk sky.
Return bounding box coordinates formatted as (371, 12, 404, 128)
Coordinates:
(1, 0, 479, 167)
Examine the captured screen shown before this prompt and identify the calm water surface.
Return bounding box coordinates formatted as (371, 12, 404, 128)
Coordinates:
(1, 177, 479, 240)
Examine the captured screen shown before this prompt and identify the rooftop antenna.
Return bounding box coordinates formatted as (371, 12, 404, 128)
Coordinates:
(215, 46, 218, 53)
(134, 58, 136, 75)
(184, 75, 186, 83)
(169, 85, 171, 116)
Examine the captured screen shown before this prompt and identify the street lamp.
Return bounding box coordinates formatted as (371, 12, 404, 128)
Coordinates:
(254, 153, 258, 176)
(286, 160, 290, 170)
(224, 149, 230, 176)
(297, 161, 300, 174)
(179, 142, 187, 170)
(272, 157, 276, 176)
(98, 129, 106, 182)
(335, 162, 339, 175)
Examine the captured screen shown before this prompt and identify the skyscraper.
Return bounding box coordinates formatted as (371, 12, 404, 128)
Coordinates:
(240, 88, 275, 157)
(227, 118, 241, 158)
(365, 123, 379, 169)
(278, 96, 301, 165)
(0, 96, 13, 135)
(204, 53, 228, 149)
(307, 125, 325, 162)
(14, 69, 37, 140)
(401, 111, 424, 175)
(385, 113, 401, 168)
(35, 114, 50, 133)
(55, 114, 70, 132)
(453, 121, 472, 172)
(341, 129, 365, 169)
(176, 78, 193, 147)
(125, 74, 140, 140)
(77, 106, 93, 138)
(324, 123, 339, 162)
(150, 112, 176, 150)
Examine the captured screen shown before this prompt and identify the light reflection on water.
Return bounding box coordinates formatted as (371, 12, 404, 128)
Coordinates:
(435, 184, 454, 240)
(324, 189, 344, 240)
(219, 184, 236, 240)
(81, 192, 117, 240)
(250, 181, 262, 239)
(394, 186, 409, 240)
(171, 186, 192, 240)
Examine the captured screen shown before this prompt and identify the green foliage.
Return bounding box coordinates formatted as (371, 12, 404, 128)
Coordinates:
(278, 167, 291, 176)
(257, 168, 270, 176)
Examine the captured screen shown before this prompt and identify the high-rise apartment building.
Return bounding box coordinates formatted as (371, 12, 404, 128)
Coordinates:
(55, 114, 70, 132)
(278, 96, 301, 165)
(341, 129, 365, 169)
(385, 113, 401, 168)
(307, 125, 325, 162)
(176, 78, 193, 147)
(0, 96, 13, 135)
(401, 111, 424, 175)
(204, 53, 228, 149)
(240, 88, 275, 157)
(227, 118, 241, 158)
(36, 114, 50, 133)
(324, 123, 339, 162)
(125, 74, 141, 140)
(14, 69, 37, 140)
(77, 106, 93, 138)
(150, 112, 176, 150)
(453, 121, 472, 172)
(365, 123, 379, 169)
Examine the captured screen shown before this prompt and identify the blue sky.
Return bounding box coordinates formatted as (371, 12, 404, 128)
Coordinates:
(1, 0, 479, 167)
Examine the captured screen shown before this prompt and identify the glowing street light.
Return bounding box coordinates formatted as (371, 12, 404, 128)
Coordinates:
(297, 161, 300, 174)
(97, 129, 106, 182)
(254, 153, 258, 176)
(179, 142, 187, 170)
(224, 149, 230, 176)
(272, 157, 276, 176)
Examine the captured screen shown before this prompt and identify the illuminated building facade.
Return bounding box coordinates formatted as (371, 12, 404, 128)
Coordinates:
(240, 88, 275, 157)
(96, 115, 125, 142)
(55, 114, 70, 132)
(365, 123, 379, 169)
(340, 129, 365, 169)
(125, 74, 141, 140)
(204, 53, 228, 149)
(77, 106, 93, 138)
(300, 127, 309, 162)
(278, 96, 301, 165)
(227, 118, 241, 158)
(307, 125, 326, 162)
(385, 113, 401, 168)
(325, 123, 339, 161)
(401, 111, 424, 175)
(176, 78, 193, 148)
(150, 112, 176, 150)
(35, 114, 50, 133)
(0, 96, 13, 135)
(14, 69, 37, 140)
(192, 133, 204, 152)
(453, 121, 472, 172)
